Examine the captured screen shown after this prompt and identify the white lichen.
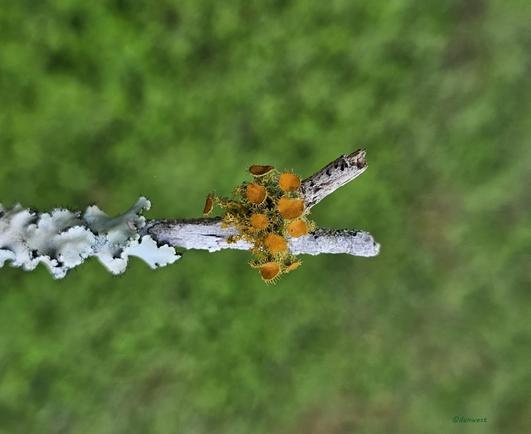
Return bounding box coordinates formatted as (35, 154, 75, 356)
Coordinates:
(0, 197, 180, 279)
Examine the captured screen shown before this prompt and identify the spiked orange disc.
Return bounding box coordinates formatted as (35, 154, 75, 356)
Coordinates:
(287, 219, 308, 237)
(259, 262, 281, 282)
(277, 197, 304, 219)
(250, 213, 269, 230)
(249, 165, 274, 177)
(284, 260, 302, 273)
(279, 173, 301, 192)
(246, 183, 267, 204)
(264, 233, 288, 254)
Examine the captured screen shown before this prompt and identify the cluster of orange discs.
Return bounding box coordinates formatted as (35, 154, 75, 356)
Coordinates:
(203, 164, 315, 283)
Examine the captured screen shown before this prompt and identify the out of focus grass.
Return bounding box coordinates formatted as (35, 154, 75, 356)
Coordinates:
(0, 1, 530, 433)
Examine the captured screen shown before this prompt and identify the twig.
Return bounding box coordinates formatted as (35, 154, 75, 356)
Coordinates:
(301, 149, 367, 209)
(142, 218, 379, 257)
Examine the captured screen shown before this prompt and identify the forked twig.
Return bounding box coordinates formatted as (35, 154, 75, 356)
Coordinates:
(143, 149, 378, 257)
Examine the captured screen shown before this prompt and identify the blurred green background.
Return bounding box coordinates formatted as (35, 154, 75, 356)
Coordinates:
(1, 0, 530, 433)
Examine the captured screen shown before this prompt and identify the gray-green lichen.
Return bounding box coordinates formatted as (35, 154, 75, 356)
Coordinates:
(0, 197, 180, 279)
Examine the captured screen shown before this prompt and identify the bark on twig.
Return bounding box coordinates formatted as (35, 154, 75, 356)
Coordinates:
(143, 218, 379, 257)
(301, 149, 367, 209)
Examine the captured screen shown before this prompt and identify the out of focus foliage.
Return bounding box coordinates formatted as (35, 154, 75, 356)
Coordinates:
(0, 0, 530, 433)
